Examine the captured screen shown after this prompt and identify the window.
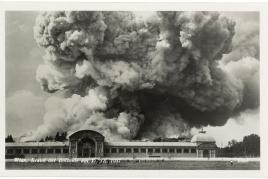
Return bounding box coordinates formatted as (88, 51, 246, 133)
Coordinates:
(15, 149, 22, 154)
(39, 149, 46, 154)
(105, 148, 110, 153)
(126, 148, 132, 153)
(23, 149, 29, 154)
(148, 148, 153, 153)
(155, 148, 160, 153)
(191, 149, 196, 153)
(140, 148, 146, 153)
(169, 148, 175, 153)
(133, 148, 139, 153)
(7, 149, 13, 154)
(47, 149, 54, 154)
(119, 148, 124, 153)
(32, 149, 38, 154)
(162, 148, 167, 153)
(55, 149, 61, 154)
(176, 148, 182, 153)
(111, 148, 117, 153)
(184, 149, 189, 153)
(63, 148, 69, 153)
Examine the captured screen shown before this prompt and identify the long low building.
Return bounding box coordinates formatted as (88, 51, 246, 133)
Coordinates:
(5, 130, 217, 159)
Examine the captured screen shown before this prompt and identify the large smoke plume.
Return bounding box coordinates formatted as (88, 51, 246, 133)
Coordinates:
(24, 11, 259, 141)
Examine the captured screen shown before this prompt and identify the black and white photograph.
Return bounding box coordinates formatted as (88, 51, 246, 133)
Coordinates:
(3, 3, 263, 174)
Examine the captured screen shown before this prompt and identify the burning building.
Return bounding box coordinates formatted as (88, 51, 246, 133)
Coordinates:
(5, 129, 217, 158)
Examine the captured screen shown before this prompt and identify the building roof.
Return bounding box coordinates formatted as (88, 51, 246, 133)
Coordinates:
(191, 132, 215, 143)
(105, 141, 197, 147)
(5, 142, 69, 147)
(68, 129, 104, 139)
(6, 141, 197, 147)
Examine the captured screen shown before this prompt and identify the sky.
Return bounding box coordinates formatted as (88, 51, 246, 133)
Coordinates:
(5, 11, 49, 137)
(5, 11, 259, 146)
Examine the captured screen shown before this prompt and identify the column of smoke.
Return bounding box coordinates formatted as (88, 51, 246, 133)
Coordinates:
(23, 11, 259, 142)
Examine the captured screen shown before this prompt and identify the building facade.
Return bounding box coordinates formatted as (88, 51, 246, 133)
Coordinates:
(5, 130, 217, 159)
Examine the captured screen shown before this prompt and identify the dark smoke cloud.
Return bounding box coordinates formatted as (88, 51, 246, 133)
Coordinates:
(22, 11, 259, 141)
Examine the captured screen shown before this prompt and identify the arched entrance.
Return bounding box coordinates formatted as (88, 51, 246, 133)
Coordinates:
(203, 149, 209, 158)
(77, 137, 95, 158)
(69, 130, 104, 158)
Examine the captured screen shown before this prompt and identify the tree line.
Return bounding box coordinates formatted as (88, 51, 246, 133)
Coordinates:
(40, 132, 68, 142)
(217, 134, 260, 157)
(5, 132, 68, 143)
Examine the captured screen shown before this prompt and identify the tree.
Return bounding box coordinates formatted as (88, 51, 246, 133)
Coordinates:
(59, 132, 67, 141)
(54, 132, 60, 141)
(54, 132, 67, 142)
(5, 134, 14, 143)
(39, 138, 44, 142)
(228, 139, 238, 147)
(242, 134, 260, 157)
(45, 136, 53, 141)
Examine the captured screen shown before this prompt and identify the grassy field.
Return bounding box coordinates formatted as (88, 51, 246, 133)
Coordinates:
(6, 159, 260, 170)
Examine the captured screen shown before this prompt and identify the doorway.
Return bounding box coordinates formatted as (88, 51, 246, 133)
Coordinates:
(77, 137, 95, 158)
(203, 149, 209, 158)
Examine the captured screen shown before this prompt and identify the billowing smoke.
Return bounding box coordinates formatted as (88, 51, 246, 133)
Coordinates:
(24, 11, 259, 141)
